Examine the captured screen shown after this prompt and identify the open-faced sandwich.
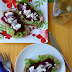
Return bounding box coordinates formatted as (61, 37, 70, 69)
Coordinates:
(17, 0, 44, 26)
(1, 9, 30, 38)
(24, 55, 60, 72)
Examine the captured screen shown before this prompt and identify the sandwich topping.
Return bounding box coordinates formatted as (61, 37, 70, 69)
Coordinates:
(1, 11, 25, 35)
(26, 58, 56, 72)
(18, 3, 40, 22)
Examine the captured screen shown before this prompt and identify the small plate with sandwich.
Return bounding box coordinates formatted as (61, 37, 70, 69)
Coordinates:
(0, 0, 48, 43)
(15, 44, 66, 72)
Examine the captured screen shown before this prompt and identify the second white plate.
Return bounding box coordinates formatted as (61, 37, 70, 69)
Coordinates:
(15, 44, 66, 72)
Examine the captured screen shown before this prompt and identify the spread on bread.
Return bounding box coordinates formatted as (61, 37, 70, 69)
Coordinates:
(18, 3, 40, 22)
(1, 11, 25, 35)
(1, 10, 30, 38)
(25, 55, 60, 72)
(17, 1, 44, 26)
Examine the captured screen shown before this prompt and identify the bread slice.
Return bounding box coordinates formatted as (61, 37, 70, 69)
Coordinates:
(1, 9, 30, 38)
(24, 55, 60, 72)
(17, 1, 44, 26)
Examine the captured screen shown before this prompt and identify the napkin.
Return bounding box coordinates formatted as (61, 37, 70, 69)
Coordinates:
(0, 55, 9, 72)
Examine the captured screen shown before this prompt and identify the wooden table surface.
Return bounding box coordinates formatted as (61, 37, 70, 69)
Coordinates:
(0, 3, 72, 72)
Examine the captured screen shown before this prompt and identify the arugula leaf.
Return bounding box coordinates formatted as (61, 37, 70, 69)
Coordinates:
(54, 60, 60, 65)
(35, 21, 41, 28)
(36, 10, 42, 16)
(21, 0, 28, 3)
(20, 15, 24, 19)
(27, 21, 33, 24)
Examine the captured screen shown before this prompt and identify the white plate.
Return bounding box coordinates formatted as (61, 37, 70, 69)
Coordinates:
(15, 44, 66, 72)
(0, 0, 48, 43)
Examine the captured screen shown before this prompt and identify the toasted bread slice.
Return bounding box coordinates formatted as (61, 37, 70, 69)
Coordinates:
(24, 55, 60, 72)
(1, 9, 30, 38)
(17, 1, 44, 26)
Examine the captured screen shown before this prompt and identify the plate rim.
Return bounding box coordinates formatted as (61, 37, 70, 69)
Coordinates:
(14, 43, 66, 72)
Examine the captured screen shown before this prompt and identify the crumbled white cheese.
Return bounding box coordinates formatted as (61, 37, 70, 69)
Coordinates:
(4, 17, 7, 22)
(12, 23, 21, 30)
(24, 9, 31, 15)
(36, 65, 46, 72)
(26, 13, 33, 18)
(19, 11, 22, 15)
(52, 67, 54, 69)
(13, 20, 17, 23)
(36, 14, 38, 17)
(40, 17, 43, 22)
(26, 14, 30, 18)
(24, 3, 27, 6)
(34, 16, 38, 20)
(45, 62, 52, 69)
(30, 13, 33, 18)
(8, 18, 14, 23)
(29, 66, 34, 71)
(34, 12, 37, 15)
(31, 19, 33, 22)
(54, 64, 56, 66)
(5, 12, 13, 17)
(23, 5, 26, 9)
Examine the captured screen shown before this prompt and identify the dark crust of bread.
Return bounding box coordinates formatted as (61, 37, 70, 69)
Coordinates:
(2, 9, 30, 37)
(23, 55, 59, 72)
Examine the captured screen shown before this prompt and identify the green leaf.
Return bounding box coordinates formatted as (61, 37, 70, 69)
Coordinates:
(35, 1, 39, 3)
(44, 27, 46, 29)
(39, 2, 41, 7)
(43, 0, 46, 2)
(41, 1, 43, 5)
(17, 1, 20, 5)
(0, 37, 2, 39)
(0, 27, 4, 28)
(54, 60, 60, 65)
(0, 24, 4, 27)
(35, 21, 41, 28)
(22, 0, 28, 3)
(42, 25, 43, 28)
(27, 21, 33, 24)
(0, 30, 4, 31)
(47, 55, 53, 60)
(35, 4, 38, 7)
(2, 36, 4, 39)
(20, 15, 24, 19)
(23, 30, 27, 34)
(37, 10, 42, 16)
